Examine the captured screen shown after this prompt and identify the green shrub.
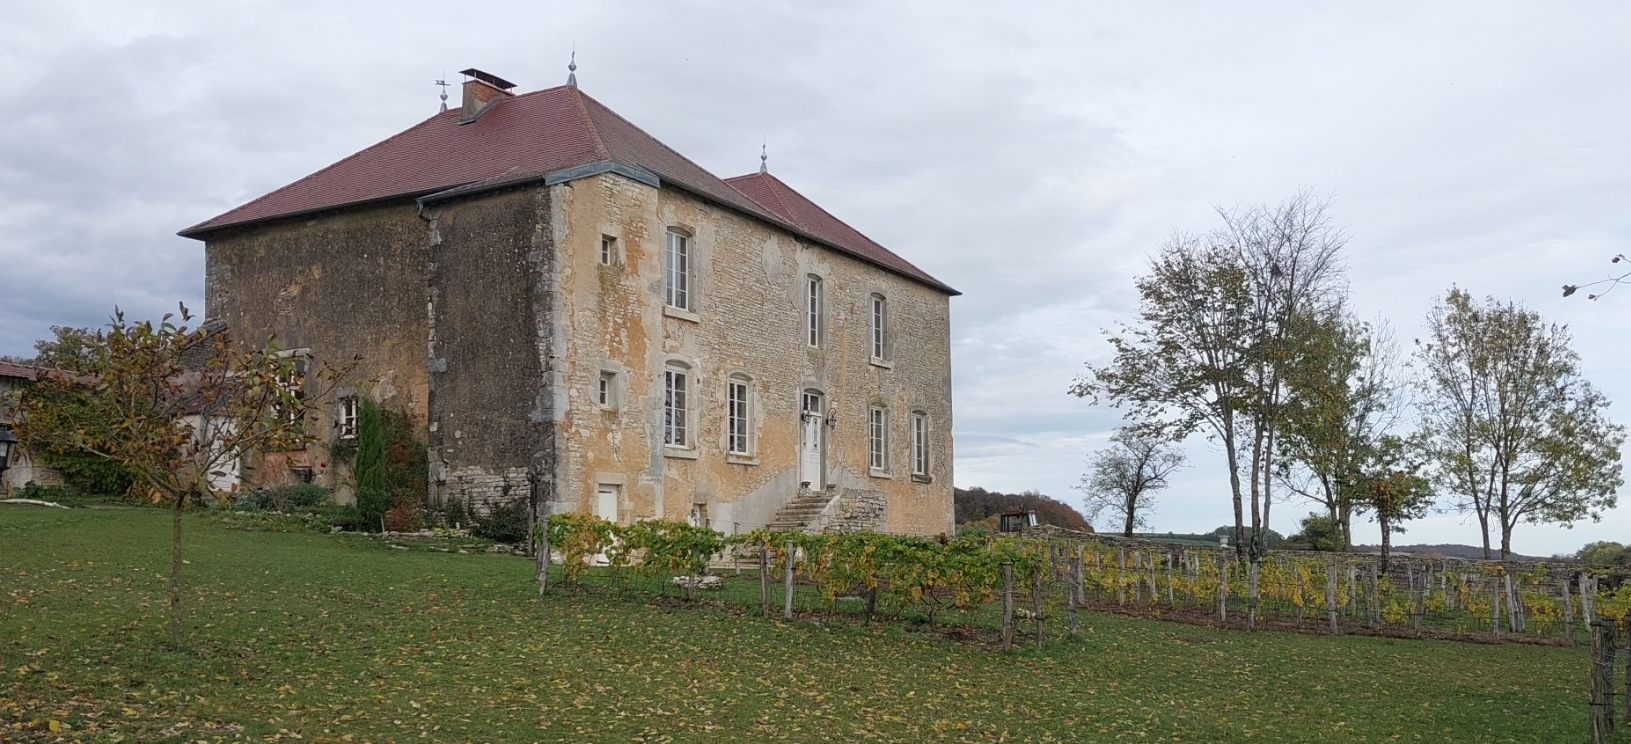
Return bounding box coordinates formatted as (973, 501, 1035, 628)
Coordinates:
(325, 503, 365, 532)
(37, 448, 134, 499)
(13, 481, 73, 503)
(472, 498, 530, 544)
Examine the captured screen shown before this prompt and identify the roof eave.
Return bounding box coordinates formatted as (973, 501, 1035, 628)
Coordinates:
(177, 187, 464, 241)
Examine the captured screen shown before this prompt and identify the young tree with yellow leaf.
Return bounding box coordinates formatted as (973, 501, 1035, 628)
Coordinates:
(8, 305, 350, 648)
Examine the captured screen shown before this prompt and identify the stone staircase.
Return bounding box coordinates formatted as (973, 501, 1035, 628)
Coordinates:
(766, 487, 835, 532)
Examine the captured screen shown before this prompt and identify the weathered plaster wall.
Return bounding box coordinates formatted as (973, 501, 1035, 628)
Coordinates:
(551, 173, 954, 536)
(202, 202, 430, 494)
(423, 186, 556, 510)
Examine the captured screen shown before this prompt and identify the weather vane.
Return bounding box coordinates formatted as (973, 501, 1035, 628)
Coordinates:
(435, 73, 450, 112)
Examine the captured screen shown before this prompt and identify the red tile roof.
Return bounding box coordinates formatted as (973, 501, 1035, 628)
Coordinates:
(0, 361, 47, 381)
(180, 85, 954, 295)
(722, 171, 952, 293)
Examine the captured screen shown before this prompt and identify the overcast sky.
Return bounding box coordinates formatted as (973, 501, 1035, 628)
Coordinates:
(4, 1, 1627, 556)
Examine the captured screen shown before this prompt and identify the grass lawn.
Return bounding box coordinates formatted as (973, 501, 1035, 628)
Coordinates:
(0, 505, 1615, 743)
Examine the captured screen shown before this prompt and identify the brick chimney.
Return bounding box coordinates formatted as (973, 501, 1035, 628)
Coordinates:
(459, 68, 516, 122)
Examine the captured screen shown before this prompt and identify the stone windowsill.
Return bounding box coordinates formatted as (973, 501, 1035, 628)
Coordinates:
(868, 357, 892, 370)
(726, 454, 759, 466)
(869, 468, 892, 479)
(664, 446, 700, 460)
(911, 473, 933, 484)
(663, 305, 700, 323)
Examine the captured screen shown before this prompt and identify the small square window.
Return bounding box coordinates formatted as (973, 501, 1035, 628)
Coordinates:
(600, 235, 617, 265)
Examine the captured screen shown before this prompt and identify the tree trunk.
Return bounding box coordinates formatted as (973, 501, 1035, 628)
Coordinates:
(1477, 510, 1492, 560)
(169, 494, 186, 650)
(1224, 424, 1246, 559)
(1379, 517, 1391, 574)
(1122, 491, 1135, 538)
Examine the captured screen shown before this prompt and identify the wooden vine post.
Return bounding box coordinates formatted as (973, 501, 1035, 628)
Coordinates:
(1490, 575, 1501, 641)
(1033, 569, 1046, 648)
(783, 539, 795, 620)
(1326, 559, 1339, 636)
(1563, 579, 1575, 644)
(1001, 562, 1015, 652)
(1217, 554, 1228, 623)
(759, 543, 770, 616)
(1117, 547, 1127, 605)
(1069, 543, 1082, 637)
(1589, 614, 1617, 742)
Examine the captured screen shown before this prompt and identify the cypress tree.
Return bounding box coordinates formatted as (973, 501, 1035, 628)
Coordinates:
(354, 397, 389, 532)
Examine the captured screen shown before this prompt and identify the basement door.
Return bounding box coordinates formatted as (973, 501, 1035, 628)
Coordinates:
(799, 391, 825, 490)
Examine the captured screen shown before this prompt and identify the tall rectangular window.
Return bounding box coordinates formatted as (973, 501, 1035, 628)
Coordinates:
(868, 405, 888, 472)
(664, 367, 688, 447)
(910, 412, 929, 476)
(600, 235, 616, 265)
(597, 371, 616, 409)
(806, 275, 823, 348)
(276, 355, 308, 424)
(336, 396, 359, 439)
(727, 377, 750, 455)
(869, 294, 888, 360)
(665, 231, 690, 310)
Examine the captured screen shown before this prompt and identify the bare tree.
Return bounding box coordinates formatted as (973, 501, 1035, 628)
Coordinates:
(1417, 289, 1625, 560)
(1562, 253, 1628, 300)
(1078, 428, 1187, 536)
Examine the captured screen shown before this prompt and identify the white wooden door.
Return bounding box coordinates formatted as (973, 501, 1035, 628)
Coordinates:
(799, 392, 824, 490)
(593, 485, 619, 565)
(596, 485, 618, 523)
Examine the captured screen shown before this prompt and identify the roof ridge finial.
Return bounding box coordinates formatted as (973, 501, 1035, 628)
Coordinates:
(567, 47, 577, 88)
(435, 73, 450, 112)
(759, 139, 767, 174)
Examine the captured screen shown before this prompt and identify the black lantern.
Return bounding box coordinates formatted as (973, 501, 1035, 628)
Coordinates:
(0, 428, 17, 477)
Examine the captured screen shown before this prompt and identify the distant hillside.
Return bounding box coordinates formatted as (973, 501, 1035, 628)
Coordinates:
(1350, 543, 1545, 562)
(954, 487, 1091, 532)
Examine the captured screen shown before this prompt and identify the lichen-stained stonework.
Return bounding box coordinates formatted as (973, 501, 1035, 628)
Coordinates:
(552, 173, 954, 536)
(202, 202, 430, 496)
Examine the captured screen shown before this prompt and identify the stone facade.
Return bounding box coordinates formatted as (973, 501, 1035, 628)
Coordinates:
(202, 201, 429, 498)
(188, 75, 956, 536)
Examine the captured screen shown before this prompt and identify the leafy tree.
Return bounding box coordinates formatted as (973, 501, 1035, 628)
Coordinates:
(7, 305, 348, 648)
(1078, 427, 1187, 536)
(953, 487, 1091, 532)
(1354, 436, 1433, 571)
(354, 397, 389, 532)
(30, 325, 103, 372)
(1075, 192, 1347, 565)
(1416, 289, 1625, 560)
(1289, 513, 1344, 551)
(1277, 314, 1405, 549)
(1575, 541, 1631, 567)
